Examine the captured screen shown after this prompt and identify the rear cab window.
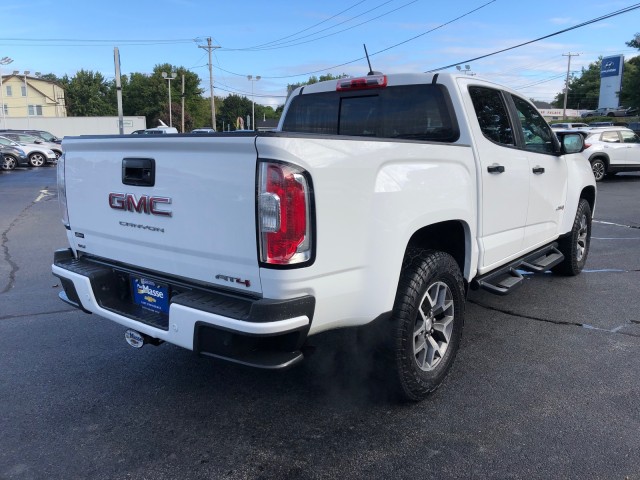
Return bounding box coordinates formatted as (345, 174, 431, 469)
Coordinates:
(281, 84, 459, 143)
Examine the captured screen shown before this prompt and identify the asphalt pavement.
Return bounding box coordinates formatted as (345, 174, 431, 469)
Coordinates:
(1, 166, 639, 480)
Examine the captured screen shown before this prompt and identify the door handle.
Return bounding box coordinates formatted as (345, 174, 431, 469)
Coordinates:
(487, 164, 505, 174)
(532, 166, 545, 174)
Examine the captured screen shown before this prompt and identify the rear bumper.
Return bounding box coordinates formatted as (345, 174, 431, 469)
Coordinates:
(52, 249, 314, 369)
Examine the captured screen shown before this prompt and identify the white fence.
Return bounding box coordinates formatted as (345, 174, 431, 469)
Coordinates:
(0, 116, 147, 138)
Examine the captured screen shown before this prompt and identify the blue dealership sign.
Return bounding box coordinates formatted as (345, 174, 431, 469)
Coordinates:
(601, 56, 622, 78)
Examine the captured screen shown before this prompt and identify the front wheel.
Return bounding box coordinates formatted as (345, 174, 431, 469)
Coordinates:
(2, 155, 17, 170)
(385, 249, 465, 401)
(590, 158, 606, 182)
(0, 155, 18, 170)
(29, 153, 46, 167)
(552, 198, 592, 276)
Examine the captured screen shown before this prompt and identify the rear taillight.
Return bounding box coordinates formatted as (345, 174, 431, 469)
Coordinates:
(583, 143, 592, 149)
(258, 161, 312, 266)
(57, 153, 69, 228)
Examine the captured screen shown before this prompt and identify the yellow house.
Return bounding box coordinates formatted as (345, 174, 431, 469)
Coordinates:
(0, 74, 67, 119)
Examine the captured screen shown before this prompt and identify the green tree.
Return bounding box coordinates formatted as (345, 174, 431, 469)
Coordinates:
(286, 73, 349, 96)
(218, 94, 253, 130)
(63, 70, 116, 116)
(120, 64, 206, 132)
(620, 33, 640, 109)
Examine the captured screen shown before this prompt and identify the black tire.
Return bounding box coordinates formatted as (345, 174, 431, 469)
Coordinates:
(385, 249, 465, 401)
(552, 198, 592, 276)
(2, 155, 17, 170)
(28, 152, 46, 167)
(590, 158, 606, 182)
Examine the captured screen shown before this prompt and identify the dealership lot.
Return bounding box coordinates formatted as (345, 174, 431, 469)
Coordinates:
(1, 166, 639, 479)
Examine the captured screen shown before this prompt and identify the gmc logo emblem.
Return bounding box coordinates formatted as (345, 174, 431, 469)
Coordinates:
(108, 193, 172, 217)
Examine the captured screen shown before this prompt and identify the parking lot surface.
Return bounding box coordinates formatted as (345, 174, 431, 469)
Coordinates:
(1, 166, 639, 479)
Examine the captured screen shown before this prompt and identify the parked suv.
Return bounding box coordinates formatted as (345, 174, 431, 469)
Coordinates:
(581, 127, 640, 181)
(0, 129, 61, 144)
(0, 132, 62, 159)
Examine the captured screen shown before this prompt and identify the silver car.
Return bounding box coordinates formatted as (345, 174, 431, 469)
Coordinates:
(0, 136, 57, 167)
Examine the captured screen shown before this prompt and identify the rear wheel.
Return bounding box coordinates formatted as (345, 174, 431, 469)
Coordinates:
(2, 155, 17, 170)
(385, 249, 465, 401)
(552, 198, 592, 276)
(590, 158, 606, 182)
(29, 152, 46, 167)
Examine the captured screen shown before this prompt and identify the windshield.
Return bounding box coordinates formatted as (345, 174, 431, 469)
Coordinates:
(33, 131, 56, 141)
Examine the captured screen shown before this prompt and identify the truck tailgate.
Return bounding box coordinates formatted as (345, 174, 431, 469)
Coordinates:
(62, 134, 262, 295)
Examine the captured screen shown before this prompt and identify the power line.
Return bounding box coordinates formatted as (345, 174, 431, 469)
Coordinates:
(234, 0, 369, 50)
(213, 0, 497, 79)
(427, 3, 640, 71)
(224, 1, 416, 52)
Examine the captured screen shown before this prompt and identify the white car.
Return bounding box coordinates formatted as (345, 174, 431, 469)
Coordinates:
(580, 127, 640, 181)
(0, 136, 57, 167)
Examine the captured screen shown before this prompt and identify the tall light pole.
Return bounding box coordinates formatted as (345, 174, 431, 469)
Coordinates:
(0, 57, 13, 129)
(247, 75, 260, 131)
(161, 71, 177, 127)
(21, 70, 30, 127)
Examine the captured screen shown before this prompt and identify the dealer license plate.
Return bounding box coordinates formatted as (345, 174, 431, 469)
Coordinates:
(131, 277, 169, 315)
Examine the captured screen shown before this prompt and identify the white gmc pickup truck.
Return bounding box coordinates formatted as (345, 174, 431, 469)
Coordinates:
(53, 72, 595, 401)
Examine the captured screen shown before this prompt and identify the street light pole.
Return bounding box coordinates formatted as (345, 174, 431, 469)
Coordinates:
(0, 57, 14, 129)
(161, 71, 177, 127)
(23, 70, 30, 128)
(247, 75, 260, 131)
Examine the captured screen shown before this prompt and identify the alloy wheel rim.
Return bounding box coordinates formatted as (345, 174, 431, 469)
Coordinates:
(576, 213, 588, 261)
(2, 157, 16, 170)
(592, 162, 605, 181)
(413, 281, 454, 371)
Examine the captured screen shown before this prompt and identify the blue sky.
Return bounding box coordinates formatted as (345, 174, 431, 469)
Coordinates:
(1, 0, 639, 107)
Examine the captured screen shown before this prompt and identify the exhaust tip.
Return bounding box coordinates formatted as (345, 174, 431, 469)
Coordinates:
(125, 329, 145, 348)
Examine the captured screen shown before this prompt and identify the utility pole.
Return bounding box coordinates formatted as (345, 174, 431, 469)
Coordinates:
(562, 52, 580, 120)
(114, 48, 124, 134)
(198, 37, 220, 130)
(181, 74, 185, 133)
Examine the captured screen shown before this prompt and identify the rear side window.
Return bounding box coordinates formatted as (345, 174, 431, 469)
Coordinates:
(469, 86, 514, 146)
(282, 84, 459, 142)
(601, 131, 620, 143)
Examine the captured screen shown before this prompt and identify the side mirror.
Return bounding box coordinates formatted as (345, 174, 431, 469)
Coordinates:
(561, 133, 584, 154)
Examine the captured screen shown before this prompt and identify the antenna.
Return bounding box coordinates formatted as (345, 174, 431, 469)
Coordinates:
(363, 44, 383, 76)
(363, 44, 374, 75)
